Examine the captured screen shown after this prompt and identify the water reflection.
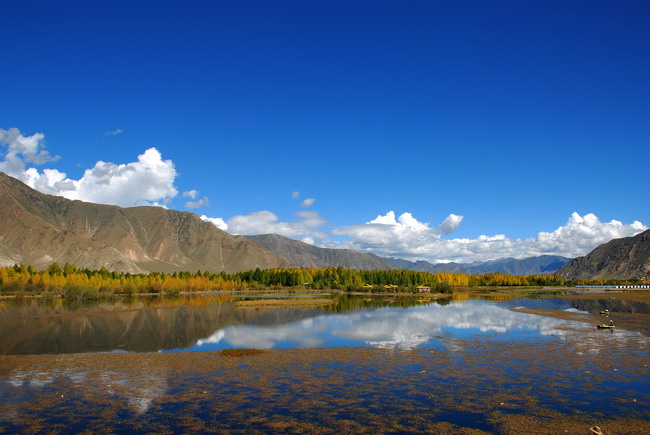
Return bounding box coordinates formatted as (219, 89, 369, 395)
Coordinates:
(192, 301, 567, 351)
(566, 298, 650, 314)
(0, 297, 325, 355)
(2, 294, 646, 355)
(5, 366, 169, 415)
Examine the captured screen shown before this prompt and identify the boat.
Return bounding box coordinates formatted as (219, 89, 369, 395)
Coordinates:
(599, 310, 609, 315)
(596, 324, 615, 329)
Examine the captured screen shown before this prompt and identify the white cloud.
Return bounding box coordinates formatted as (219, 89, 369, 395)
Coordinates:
(296, 210, 328, 228)
(332, 211, 461, 253)
(3, 129, 645, 264)
(104, 129, 123, 136)
(226, 210, 329, 239)
(440, 214, 464, 235)
(330, 210, 646, 263)
(183, 189, 198, 199)
(533, 212, 646, 258)
(0, 128, 60, 177)
(300, 197, 316, 207)
(200, 215, 228, 231)
(65, 148, 178, 207)
(183, 190, 209, 209)
(1, 127, 181, 207)
(185, 197, 209, 209)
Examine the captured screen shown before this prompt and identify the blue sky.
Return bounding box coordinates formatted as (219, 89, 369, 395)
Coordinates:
(1, 1, 648, 263)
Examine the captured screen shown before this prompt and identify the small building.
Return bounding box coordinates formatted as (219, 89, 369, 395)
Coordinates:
(362, 284, 373, 289)
(384, 284, 398, 291)
(417, 285, 431, 293)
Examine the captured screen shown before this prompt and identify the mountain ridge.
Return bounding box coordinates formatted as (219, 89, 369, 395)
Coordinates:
(244, 234, 397, 270)
(384, 255, 572, 275)
(557, 230, 650, 280)
(383, 258, 475, 274)
(0, 172, 293, 273)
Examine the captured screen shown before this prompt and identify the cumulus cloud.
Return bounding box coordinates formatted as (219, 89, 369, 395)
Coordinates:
(200, 215, 228, 231)
(330, 210, 646, 263)
(1, 127, 181, 207)
(0, 128, 60, 176)
(533, 212, 646, 257)
(6, 130, 643, 264)
(300, 198, 316, 207)
(185, 197, 209, 209)
(332, 211, 462, 253)
(61, 148, 177, 207)
(182, 190, 209, 209)
(440, 214, 464, 235)
(182, 190, 198, 199)
(104, 129, 123, 136)
(225, 210, 329, 239)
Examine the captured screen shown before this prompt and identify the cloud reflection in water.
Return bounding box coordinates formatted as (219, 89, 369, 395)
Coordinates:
(195, 301, 567, 350)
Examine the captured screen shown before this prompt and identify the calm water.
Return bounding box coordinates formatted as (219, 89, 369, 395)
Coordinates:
(1, 293, 649, 355)
(1, 293, 649, 433)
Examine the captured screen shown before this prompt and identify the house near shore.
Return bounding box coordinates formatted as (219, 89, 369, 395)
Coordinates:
(417, 285, 431, 293)
(362, 284, 373, 290)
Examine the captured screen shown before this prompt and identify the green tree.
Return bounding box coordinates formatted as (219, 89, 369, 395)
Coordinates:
(47, 262, 62, 275)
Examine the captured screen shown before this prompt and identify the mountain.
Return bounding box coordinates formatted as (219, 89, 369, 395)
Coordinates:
(0, 172, 293, 273)
(467, 255, 572, 275)
(245, 234, 396, 270)
(385, 255, 571, 275)
(557, 230, 650, 280)
(384, 258, 475, 274)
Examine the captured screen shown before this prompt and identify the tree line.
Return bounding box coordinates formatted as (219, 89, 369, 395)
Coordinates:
(0, 263, 572, 299)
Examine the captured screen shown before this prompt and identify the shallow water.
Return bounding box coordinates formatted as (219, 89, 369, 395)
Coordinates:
(0, 294, 648, 354)
(0, 294, 648, 433)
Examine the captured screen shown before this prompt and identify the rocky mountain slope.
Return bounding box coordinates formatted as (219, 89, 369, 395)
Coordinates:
(0, 172, 293, 273)
(245, 234, 396, 270)
(557, 229, 650, 280)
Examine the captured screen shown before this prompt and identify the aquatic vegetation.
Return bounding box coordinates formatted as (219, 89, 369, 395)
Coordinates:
(0, 292, 648, 433)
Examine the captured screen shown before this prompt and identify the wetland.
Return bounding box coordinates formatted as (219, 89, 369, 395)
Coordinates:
(0, 290, 648, 433)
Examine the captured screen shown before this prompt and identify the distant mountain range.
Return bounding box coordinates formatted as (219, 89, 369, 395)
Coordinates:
(383, 258, 475, 274)
(0, 173, 292, 273)
(384, 255, 572, 276)
(245, 234, 396, 270)
(465, 255, 573, 275)
(244, 234, 572, 275)
(557, 229, 650, 280)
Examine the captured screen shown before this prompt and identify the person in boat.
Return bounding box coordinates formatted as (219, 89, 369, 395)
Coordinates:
(609, 319, 614, 326)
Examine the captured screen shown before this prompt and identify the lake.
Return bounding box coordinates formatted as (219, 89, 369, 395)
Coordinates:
(0, 292, 648, 433)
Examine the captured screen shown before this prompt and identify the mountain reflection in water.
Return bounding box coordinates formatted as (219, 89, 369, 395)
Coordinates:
(3, 295, 645, 355)
(0, 298, 324, 355)
(567, 298, 650, 314)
